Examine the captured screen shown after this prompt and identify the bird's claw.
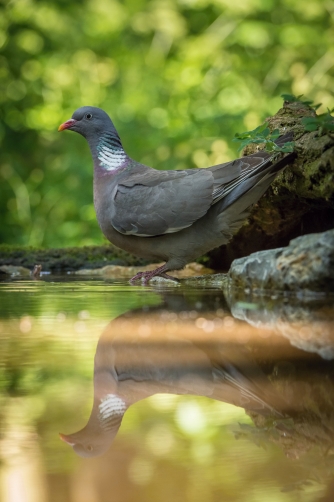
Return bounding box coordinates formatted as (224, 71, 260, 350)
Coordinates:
(129, 271, 149, 284)
(130, 267, 178, 285)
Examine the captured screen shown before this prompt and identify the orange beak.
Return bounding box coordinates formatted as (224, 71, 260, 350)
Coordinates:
(58, 119, 77, 131)
(59, 433, 75, 446)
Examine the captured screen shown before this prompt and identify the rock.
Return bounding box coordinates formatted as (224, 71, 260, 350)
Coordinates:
(228, 229, 334, 293)
(148, 276, 181, 286)
(0, 265, 31, 276)
(182, 273, 228, 287)
(75, 262, 214, 279)
(214, 101, 334, 270)
(148, 271, 229, 287)
(229, 295, 334, 360)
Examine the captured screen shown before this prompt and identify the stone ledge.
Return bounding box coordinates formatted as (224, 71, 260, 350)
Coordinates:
(228, 229, 334, 293)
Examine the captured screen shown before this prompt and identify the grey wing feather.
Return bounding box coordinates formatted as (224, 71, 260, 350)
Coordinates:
(218, 152, 294, 212)
(110, 132, 293, 238)
(208, 131, 293, 204)
(111, 167, 214, 236)
(210, 153, 271, 204)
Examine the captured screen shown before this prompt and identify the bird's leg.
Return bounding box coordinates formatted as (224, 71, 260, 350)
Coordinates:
(130, 264, 179, 285)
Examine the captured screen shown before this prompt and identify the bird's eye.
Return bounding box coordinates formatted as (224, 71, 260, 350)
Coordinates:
(86, 445, 93, 452)
(85, 113, 93, 120)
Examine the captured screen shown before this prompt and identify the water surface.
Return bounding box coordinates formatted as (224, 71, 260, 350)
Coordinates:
(1, 275, 334, 502)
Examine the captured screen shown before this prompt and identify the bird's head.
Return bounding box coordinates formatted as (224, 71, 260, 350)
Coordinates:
(59, 429, 116, 458)
(58, 106, 115, 140)
(59, 392, 127, 458)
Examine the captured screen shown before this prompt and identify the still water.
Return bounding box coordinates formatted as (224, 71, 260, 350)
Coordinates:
(1, 275, 334, 502)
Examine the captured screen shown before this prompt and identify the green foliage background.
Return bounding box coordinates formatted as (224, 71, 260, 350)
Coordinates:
(0, 0, 333, 247)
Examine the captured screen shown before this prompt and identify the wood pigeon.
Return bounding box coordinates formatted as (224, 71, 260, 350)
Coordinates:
(59, 107, 294, 283)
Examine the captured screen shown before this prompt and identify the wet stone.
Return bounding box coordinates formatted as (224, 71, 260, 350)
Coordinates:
(75, 262, 214, 279)
(228, 229, 334, 293)
(0, 265, 31, 276)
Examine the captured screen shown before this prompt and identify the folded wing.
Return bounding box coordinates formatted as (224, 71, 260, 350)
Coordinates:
(111, 167, 215, 236)
(110, 146, 283, 238)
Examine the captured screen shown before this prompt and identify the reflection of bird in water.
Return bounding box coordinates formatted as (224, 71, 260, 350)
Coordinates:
(60, 310, 286, 458)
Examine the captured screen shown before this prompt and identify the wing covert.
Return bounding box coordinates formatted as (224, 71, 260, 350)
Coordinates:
(111, 169, 214, 237)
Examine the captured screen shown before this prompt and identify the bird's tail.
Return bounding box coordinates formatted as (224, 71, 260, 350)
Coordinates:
(219, 154, 295, 214)
(214, 133, 295, 238)
(218, 131, 294, 212)
(211, 358, 286, 417)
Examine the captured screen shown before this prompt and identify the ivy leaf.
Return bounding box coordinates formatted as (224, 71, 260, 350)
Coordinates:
(281, 93, 322, 111)
(233, 124, 295, 153)
(270, 129, 280, 141)
(274, 141, 294, 153)
(281, 93, 300, 102)
(302, 118, 320, 131)
(302, 112, 334, 133)
(264, 141, 276, 152)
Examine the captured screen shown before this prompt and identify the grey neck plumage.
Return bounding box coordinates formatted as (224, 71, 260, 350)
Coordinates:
(91, 131, 128, 173)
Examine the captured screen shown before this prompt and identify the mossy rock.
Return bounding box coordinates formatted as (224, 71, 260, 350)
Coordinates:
(215, 101, 334, 270)
(0, 244, 153, 272)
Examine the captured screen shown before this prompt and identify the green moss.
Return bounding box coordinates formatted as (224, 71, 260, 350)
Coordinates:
(239, 101, 334, 253)
(0, 244, 153, 272)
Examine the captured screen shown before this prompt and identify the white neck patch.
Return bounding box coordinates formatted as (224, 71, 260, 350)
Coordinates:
(98, 145, 127, 171)
(98, 394, 127, 424)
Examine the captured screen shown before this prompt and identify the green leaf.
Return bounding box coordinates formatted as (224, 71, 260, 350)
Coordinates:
(233, 124, 294, 153)
(252, 125, 266, 137)
(281, 93, 299, 102)
(273, 142, 294, 153)
(302, 120, 320, 131)
(233, 132, 249, 141)
(302, 112, 334, 132)
(281, 93, 322, 111)
(270, 129, 280, 140)
(282, 142, 294, 152)
(264, 141, 276, 152)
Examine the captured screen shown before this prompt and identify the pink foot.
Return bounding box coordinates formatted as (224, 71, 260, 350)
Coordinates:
(130, 265, 178, 285)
